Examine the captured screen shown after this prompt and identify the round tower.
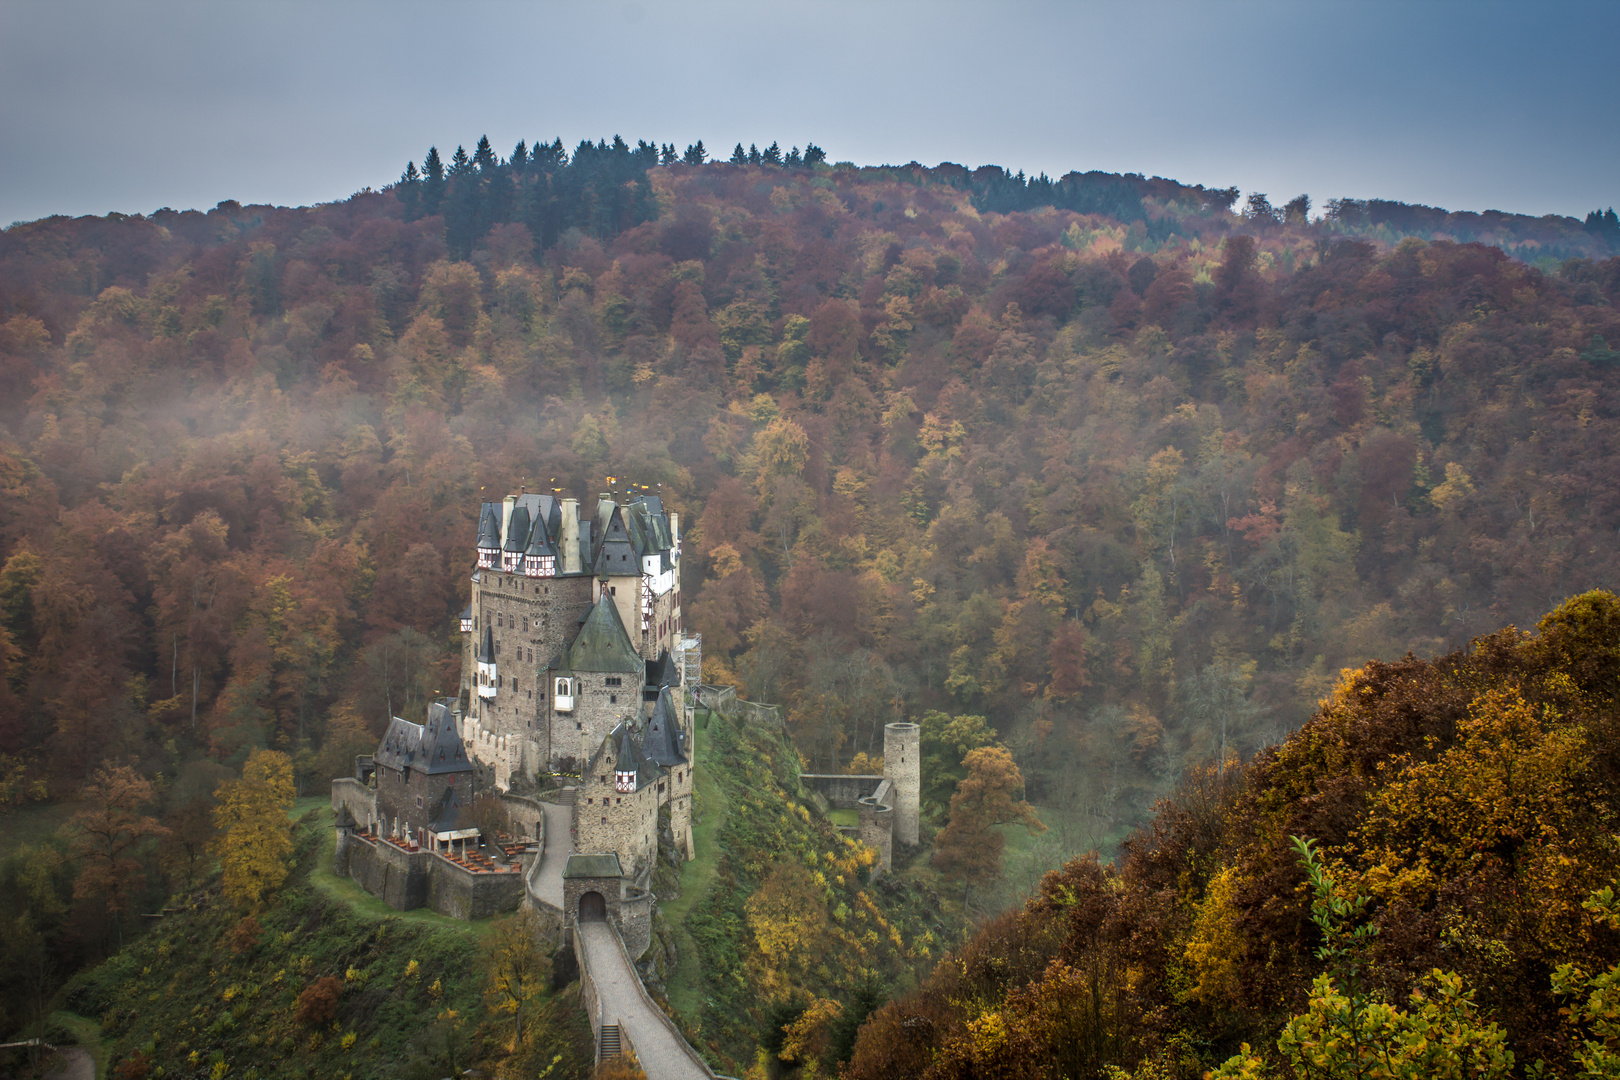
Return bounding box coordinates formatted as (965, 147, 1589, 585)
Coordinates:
(884, 722, 920, 846)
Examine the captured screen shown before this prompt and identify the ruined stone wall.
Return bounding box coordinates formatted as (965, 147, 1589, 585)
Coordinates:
(858, 778, 895, 874)
(799, 773, 886, 808)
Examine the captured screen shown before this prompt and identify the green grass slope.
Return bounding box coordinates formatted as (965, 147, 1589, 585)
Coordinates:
(63, 808, 593, 1080)
(658, 708, 966, 1075)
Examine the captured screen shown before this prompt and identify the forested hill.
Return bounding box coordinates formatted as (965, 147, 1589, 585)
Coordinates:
(0, 138, 1618, 1036)
(844, 591, 1620, 1079)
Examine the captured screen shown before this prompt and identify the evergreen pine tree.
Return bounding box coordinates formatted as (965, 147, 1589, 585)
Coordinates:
(397, 161, 422, 221)
(511, 140, 529, 173)
(445, 146, 478, 259)
(731, 143, 747, 165)
(473, 135, 497, 172)
(785, 146, 803, 168)
(660, 143, 677, 166)
(748, 143, 762, 166)
(762, 141, 782, 165)
(684, 141, 708, 165)
(804, 143, 827, 168)
(423, 146, 446, 214)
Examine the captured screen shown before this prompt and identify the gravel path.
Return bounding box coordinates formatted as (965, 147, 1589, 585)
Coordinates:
(578, 921, 710, 1080)
(529, 797, 574, 910)
(44, 1047, 93, 1080)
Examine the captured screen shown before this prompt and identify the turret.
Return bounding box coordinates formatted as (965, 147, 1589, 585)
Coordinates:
(522, 512, 557, 577)
(502, 504, 530, 573)
(459, 602, 473, 634)
(477, 625, 497, 700)
(475, 502, 501, 569)
(884, 722, 920, 846)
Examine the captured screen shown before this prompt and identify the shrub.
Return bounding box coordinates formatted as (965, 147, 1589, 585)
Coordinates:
(294, 976, 341, 1027)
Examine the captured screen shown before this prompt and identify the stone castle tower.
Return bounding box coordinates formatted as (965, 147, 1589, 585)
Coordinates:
(884, 721, 920, 846)
(454, 487, 700, 861)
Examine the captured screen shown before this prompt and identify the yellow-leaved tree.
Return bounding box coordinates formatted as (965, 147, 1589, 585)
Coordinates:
(212, 748, 294, 911)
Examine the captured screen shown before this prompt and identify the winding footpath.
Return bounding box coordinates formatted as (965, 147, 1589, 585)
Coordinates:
(528, 793, 713, 1078)
(578, 920, 711, 1080)
(529, 797, 574, 910)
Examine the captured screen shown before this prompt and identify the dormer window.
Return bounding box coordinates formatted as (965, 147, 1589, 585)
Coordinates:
(615, 770, 635, 793)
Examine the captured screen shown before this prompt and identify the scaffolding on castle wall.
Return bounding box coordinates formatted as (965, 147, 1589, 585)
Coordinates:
(675, 632, 702, 689)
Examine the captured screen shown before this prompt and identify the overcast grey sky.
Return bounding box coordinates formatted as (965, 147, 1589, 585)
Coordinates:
(2, 0, 1616, 227)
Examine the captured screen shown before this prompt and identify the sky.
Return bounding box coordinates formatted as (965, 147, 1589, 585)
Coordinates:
(2, 0, 1617, 228)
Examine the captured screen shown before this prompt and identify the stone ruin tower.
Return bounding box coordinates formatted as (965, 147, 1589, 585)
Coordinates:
(884, 721, 920, 846)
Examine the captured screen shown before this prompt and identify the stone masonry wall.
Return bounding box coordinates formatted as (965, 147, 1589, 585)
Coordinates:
(330, 777, 376, 830)
(426, 857, 526, 919)
(336, 832, 429, 910)
(577, 768, 659, 876)
(472, 571, 595, 773)
(884, 722, 921, 846)
(800, 773, 886, 808)
(619, 887, 655, 959)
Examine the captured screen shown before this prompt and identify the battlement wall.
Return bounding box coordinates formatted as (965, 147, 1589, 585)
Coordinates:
(799, 773, 886, 808)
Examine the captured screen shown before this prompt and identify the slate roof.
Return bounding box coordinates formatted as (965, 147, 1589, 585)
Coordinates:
(523, 509, 556, 558)
(561, 594, 642, 673)
(640, 687, 688, 768)
(503, 505, 531, 555)
(375, 701, 473, 775)
(587, 720, 661, 791)
(645, 650, 681, 690)
(476, 502, 501, 548)
(478, 625, 495, 664)
(563, 852, 623, 879)
(428, 781, 474, 834)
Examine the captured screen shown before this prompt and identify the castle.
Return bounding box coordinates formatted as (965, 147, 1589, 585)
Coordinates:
(330, 486, 919, 937)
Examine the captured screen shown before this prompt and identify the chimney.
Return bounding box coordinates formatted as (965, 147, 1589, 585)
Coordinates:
(501, 494, 517, 547)
(560, 498, 581, 574)
(669, 511, 680, 552)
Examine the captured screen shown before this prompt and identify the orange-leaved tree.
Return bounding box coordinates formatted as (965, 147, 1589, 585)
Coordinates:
(69, 762, 167, 947)
(932, 745, 1044, 900)
(212, 748, 294, 911)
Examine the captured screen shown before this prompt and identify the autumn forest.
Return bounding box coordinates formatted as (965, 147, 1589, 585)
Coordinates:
(2, 134, 1619, 1077)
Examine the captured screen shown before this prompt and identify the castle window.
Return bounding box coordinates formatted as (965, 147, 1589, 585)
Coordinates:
(601, 817, 607, 825)
(605, 677, 622, 687)
(416, 796, 423, 808)
(609, 695, 616, 704)
(610, 585, 617, 595)
(587, 797, 592, 804)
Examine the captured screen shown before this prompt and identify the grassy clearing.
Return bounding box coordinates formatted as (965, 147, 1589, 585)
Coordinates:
(50, 1011, 107, 1078)
(660, 729, 732, 1023)
(828, 807, 859, 827)
(0, 799, 82, 860)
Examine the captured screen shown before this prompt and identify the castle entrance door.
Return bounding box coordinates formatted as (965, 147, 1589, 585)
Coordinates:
(578, 890, 607, 922)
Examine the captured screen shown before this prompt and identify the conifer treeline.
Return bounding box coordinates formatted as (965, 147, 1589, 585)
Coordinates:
(393, 134, 829, 259)
(394, 132, 1619, 267)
